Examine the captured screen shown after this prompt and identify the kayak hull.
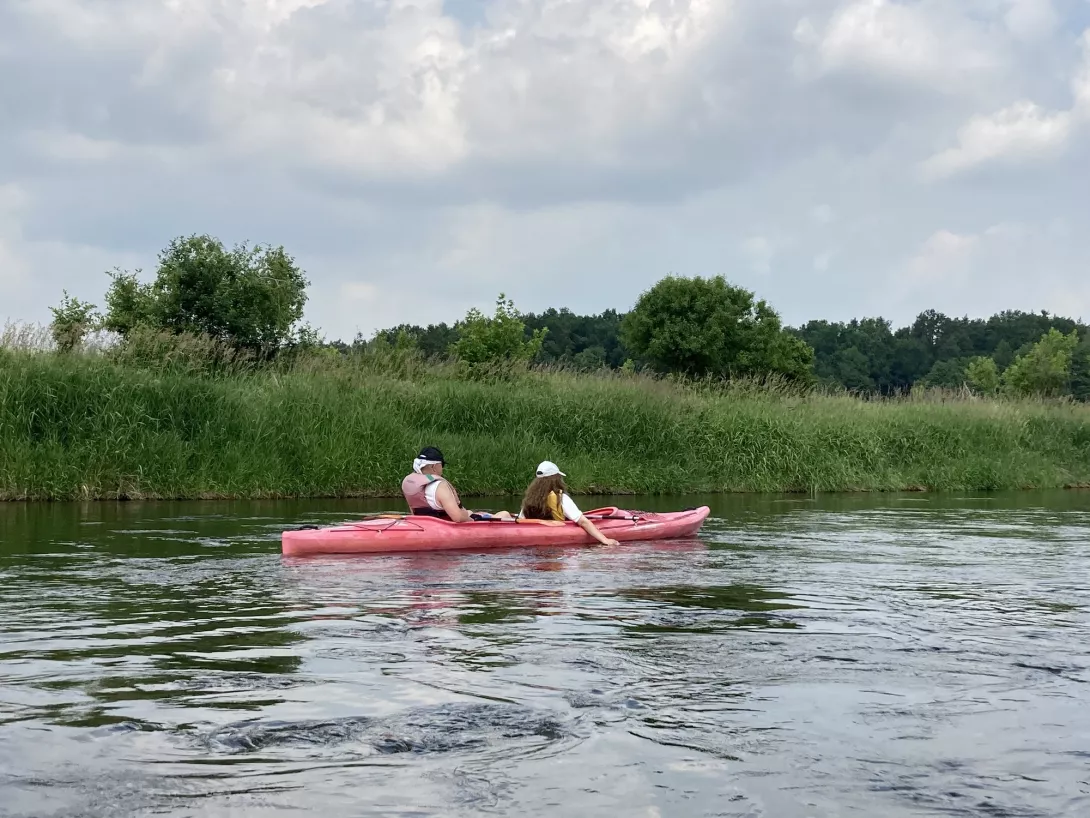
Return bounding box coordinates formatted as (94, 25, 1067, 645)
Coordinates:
(281, 506, 711, 556)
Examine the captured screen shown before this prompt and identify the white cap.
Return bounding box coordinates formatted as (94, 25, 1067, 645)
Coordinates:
(536, 461, 566, 478)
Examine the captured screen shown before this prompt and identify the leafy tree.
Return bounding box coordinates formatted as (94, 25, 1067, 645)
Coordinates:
(522, 308, 630, 368)
(991, 339, 1015, 371)
(796, 317, 903, 391)
(451, 294, 547, 366)
(361, 288, 1090, 396)
(621, 275, 814, 381)
(102, 235, 309, 351)
(918, 358, 969, 390)
(907, 309, 951, 354)
(374, 322, 459, 358)
(1070, 337, 1090, 402)
(1003, 329, 1079, 397)
(888, 335, 932, 392)
(101, 269, 151, 336)
(829, 346, 875, 392)
(794, 308, 1089, 395)
(49, 291, 100, 353)
(985, 310, 1081, 354)
(965, 356, 1000, 395)
(572, 345, 607, 371)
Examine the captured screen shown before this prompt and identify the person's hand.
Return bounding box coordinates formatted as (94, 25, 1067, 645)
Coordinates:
(603, 538, 620, 547)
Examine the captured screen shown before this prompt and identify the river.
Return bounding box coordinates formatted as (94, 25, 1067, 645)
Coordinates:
(1, 492, 1088, 817)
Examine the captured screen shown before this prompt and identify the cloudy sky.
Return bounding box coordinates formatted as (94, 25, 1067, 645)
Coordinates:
(2, 0, 1089, 341)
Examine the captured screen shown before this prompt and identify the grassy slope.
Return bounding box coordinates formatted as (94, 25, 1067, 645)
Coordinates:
(2, 349, 1089, 501)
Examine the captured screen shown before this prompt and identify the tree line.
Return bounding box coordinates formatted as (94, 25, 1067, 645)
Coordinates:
(46, 233, 1090, 400)
(794, 311, 1090, 398)
(373, 295, 1090, 400)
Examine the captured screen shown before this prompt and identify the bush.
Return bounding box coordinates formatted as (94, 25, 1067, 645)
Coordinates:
(49, 291, 100, 353)
(102, 234, 309, 352)
(1071, 338, 1090, 402)
(451, 294, 546, 372)
(917, 358, 969, 390)
(621, 275, 814, 381)
(1003, 329, 1079, 397)
(965, 356, 1000, 395)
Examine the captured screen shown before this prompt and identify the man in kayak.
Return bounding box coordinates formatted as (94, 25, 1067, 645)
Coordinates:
(518, 461, 619, 546)
(401, 446, 514, 522)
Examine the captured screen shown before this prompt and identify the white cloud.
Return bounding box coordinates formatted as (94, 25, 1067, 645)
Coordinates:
(1, 1, 1089, 338)
(1005, 0, 1059, 42)
(920, 27, 1090, 180)
(11, 0, 736, 184)
(1075, 30, 1090, 111)
(810, 204, 835, 225)
(903, 229, 979, 282)
(798, 0, 1000, 91)
(742, 236, 774, 275)
(919, 100, 1073, 179)
(891, 222, 1090, 321)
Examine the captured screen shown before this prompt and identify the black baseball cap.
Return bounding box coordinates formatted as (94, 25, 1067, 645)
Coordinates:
(417, 446, 445, 465)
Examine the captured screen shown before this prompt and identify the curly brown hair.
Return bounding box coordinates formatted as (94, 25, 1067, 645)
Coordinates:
(520, 474, 568, 520)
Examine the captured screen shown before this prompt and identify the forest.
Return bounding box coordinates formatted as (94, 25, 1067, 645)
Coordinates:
(369, 307, 1090, 399)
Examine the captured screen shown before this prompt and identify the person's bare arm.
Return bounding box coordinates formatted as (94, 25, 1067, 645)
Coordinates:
(435, 482, 472, 522)
(576, 515, 619, 546)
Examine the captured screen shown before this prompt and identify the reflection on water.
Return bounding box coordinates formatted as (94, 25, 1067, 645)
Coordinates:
(1, 492, 1088, 817)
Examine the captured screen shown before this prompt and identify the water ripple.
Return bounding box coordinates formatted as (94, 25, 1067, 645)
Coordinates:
(1, 493, 1089, 817)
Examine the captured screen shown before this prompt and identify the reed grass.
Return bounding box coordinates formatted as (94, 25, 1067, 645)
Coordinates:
(2, 329, 1089, 501)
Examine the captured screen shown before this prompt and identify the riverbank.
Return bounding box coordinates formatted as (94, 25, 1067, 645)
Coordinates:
(2, 346, 1089, 501)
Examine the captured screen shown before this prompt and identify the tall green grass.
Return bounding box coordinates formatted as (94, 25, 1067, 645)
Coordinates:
(2, 330, 1089, 501)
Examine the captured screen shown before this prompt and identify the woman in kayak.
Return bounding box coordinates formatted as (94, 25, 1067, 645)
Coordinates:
(518, 461, 619, 546)
(401, 446, 514, 522)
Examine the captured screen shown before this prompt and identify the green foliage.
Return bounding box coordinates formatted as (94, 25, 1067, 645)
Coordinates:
(621, 275, 814, 381)
(291, 323, 324, 351)
(797, 318, 898, 392)
(918, 358, 968, 390)
(371, 300, 1090, 397)
(522, 308, 630, 368)
(49, 291, 100, 353)
(372, 322, 458, 358)
(992, 339, 1015, 370)
(451, 294, 547, 369)
(965, 356, 1000, 395)
(829, 346, 874, 392)
(376, 309, 629, 368)
(1003, 329, 1080, 397)
(1071, 338, 1090, 402)
(796, 309, 1089, 395)
(102, 235, 309, 351)
(101, 268, 152, 336)
(571, 345, 607, 371)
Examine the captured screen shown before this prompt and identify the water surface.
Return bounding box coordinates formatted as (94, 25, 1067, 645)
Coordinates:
(1, 493, 1088, 817)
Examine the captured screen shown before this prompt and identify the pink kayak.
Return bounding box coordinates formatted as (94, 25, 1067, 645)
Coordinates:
(281, 506, 711, 556)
